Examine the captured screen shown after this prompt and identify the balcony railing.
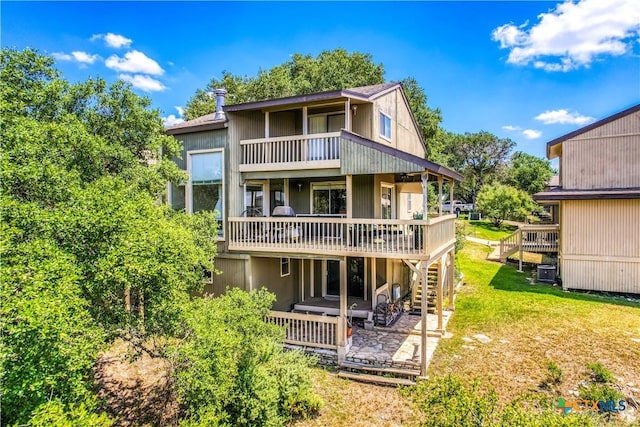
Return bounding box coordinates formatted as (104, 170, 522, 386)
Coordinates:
(267, 311, 339, 350)
(228, 215, 456, 259)
(239, 132, 341, 171)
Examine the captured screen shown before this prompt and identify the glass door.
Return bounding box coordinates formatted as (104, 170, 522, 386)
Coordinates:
(244, 182, 264, 217)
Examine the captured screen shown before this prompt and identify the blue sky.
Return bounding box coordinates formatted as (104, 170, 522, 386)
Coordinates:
(3, 0, 639, 159)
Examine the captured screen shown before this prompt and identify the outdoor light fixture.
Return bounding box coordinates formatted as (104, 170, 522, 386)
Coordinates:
(297, 183, 303, 192)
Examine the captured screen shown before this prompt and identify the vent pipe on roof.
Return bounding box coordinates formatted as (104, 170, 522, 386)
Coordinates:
(213, 88, 227, 120)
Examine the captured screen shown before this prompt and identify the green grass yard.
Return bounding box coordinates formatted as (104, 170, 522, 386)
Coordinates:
(463, 220, 518, 241)
(293, 242, 640, 426)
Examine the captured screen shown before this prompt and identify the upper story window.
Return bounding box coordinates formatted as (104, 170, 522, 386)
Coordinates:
(187, 149, 225, 237)
(379, 112, 391, 141)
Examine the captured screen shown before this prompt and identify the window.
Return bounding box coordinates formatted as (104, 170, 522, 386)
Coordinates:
(407, 194, 412, 213)
(308, 113, 344, 160)
(381, 183, 394, 219)
(311, 182, 346, 215)
(379, 112, 391, 141)
(188, 150, 224, 236)
(281, 258, 290, 277)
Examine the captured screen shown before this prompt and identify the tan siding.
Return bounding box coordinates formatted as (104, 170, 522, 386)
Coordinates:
(562, 112, 640, 189)
(394, 90, 425, 157)
(251, 256, 299, 311)
(352, 103, 372, 139)
(270, 110, 298, 137)
(352, 175, 374, 218)
(203, 255, 248, 295)
(373, 91, 397, 146)
(560, 199, 640, 293)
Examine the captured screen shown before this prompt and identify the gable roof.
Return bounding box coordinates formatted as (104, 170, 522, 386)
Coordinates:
(546, 103, 640, 159)
(166, 113, 227, 135)
(223, 82, 400, 112)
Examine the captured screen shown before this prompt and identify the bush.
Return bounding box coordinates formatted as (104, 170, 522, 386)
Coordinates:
(578, 383, 624, 403)
(541, 361, 563, 389)
(586, 362, 614, 383)
(172, 288, 322, 426)
(25, 399, 113, 427)
(406, 375, 601, 427)
(476, 183, 535, 227)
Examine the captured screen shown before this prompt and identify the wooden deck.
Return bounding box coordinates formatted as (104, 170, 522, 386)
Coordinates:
(228, 215, 456, 259)
(500, 225, 560, 262)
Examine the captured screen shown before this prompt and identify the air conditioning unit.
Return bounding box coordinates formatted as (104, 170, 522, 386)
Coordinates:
(537, 265, 556, 283)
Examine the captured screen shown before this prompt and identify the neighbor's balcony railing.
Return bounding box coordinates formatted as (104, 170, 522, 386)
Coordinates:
(239, 132, 341, 172)
(228, 215, 456, 259)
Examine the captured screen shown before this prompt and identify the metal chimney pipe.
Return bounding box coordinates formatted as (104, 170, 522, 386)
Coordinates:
(213, 88, 227, 120)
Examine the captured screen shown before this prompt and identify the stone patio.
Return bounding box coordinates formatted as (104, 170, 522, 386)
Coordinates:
(346, 310, 452, 371)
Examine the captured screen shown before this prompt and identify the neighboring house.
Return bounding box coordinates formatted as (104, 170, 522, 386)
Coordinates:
(534, 104, 640, 294)
(166, 83, 462, 366)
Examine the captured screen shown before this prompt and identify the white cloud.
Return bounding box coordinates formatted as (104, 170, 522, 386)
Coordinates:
(522, 129, 542, 139)
(502, 125, 522, 131)
(52, 52, 73, 61)
(492, 0, 640, 71)
(91, 32, 132, 48)
(534, 109, 595, 125)
(106, 50, 164, 75)
(71, 51, 99, 64)
(119, 74, 166, 92)
(175, 106, 185, 117)
(52, 51, 99, 64)
(163, 114, 184, 127)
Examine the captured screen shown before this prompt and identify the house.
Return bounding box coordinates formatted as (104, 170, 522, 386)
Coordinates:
(534, 104, 640, 294)
(166, 83, 463, 370)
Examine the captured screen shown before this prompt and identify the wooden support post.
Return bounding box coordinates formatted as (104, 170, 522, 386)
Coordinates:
(519, 229, 524, 272)
(437, 256, 445, 332)
(345, 99, 351, 132)
(449, 180, 455, 215)
(421, 173, 429, 219)
(264, 111, 270, 138)
(371, 257, 377, 310)
(309, 261, 315, 297)
(346, 175, 353, 219)
(447, 250, 455, 310)
(300, 259, 305, 302)
(420, 264, 428, 377)
(338, 257, 348, 363)
(438, 176, 443, 216)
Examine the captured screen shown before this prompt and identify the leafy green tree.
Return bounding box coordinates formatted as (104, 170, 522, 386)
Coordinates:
(173, 288, 322, 426)
(476, 183, 535, 227)
(503, 151, 555, 195)
(442, 131, 516, 203)
(182, 49, 444, 156)
(1, 48, 219, 424)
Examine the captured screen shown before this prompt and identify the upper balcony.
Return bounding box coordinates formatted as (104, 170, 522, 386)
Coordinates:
(239, 132, 341, 172)
(227, 214, 456, 260)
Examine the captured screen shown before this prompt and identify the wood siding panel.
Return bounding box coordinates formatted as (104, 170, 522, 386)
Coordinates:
(352, 103, 372, 139)
(251, 256, 299, 311)
(373, 91, 397, 147)
(562, 112, 640, 189)
(341, 138, 423, 175)
(560, 199, 640, 293)
(203, 255, 248, 295)
(270, 110, 298, 137)
(352, 175, 374, 218)
(172, 129, 227, 170)
(394, 90, 425, 157)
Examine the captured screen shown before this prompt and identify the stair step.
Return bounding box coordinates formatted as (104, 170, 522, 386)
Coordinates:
(337, 371, 416, 386)
(340, 362, 420, 378)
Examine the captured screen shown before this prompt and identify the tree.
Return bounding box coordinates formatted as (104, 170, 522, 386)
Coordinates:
(475, 183, 535, 227)
(182, 49, 444, 156)
(442, 131, 516, 203)
(1, 48, 218, 424)
(503, 151, 554, 195)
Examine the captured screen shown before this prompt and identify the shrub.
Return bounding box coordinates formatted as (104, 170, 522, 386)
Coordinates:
(586, 362, 615, 383)
(25, 399, 113, 427)
(172, 288, 322, 426)
(578, 383, 624, 403)
(541, 361, 563, 388)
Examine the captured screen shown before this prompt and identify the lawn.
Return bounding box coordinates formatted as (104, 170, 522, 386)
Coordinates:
(463, 220, 519, 241)
(430, 243, 640, 414)
(293, 242, 640, 426)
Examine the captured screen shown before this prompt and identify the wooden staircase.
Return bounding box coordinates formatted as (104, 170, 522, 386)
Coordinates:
(499, 225, 560, 262)
(411, 262, 439, 312)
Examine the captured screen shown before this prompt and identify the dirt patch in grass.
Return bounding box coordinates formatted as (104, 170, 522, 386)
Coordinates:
(292, 368, 417, 427)
(94, 340, 177, 426)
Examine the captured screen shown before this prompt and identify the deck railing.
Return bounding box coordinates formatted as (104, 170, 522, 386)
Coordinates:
(228, 215, 457, 258)
(500, 224, 560, 261)
(239, 132, 341, 171)
(267, 311, 339, 350)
